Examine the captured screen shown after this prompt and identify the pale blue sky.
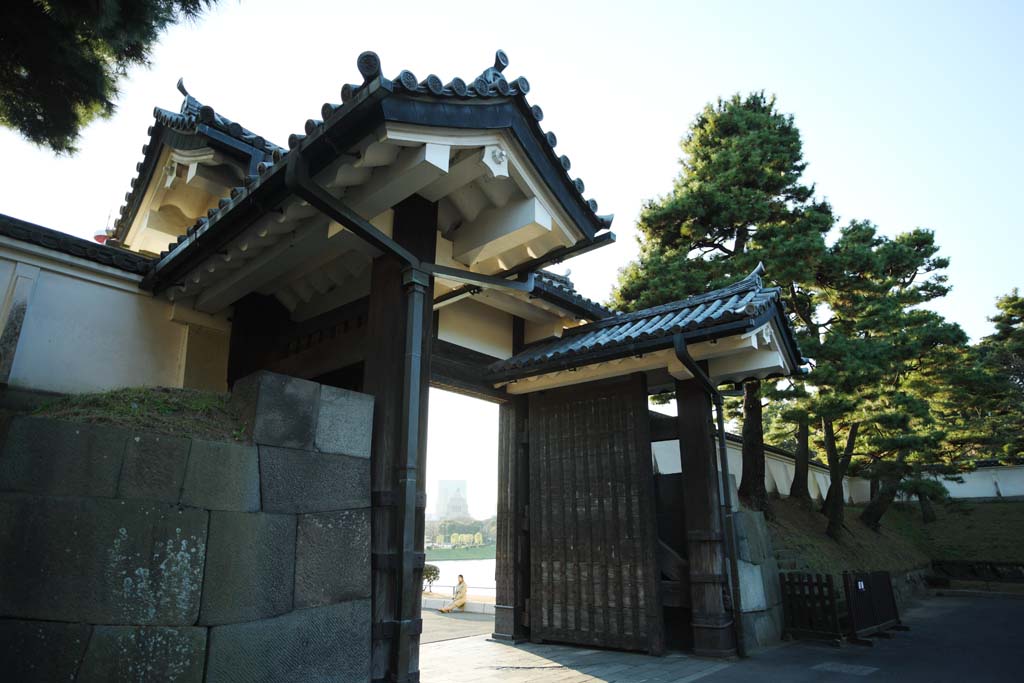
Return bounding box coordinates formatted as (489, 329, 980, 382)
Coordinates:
(1, 1, 1020, 517)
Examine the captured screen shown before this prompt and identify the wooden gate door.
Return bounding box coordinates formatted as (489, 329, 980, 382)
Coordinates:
(528, 374, 664, 654)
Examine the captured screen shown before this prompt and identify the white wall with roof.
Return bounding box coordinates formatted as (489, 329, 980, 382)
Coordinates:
(0, 236, 229, 395)
(652, 437, 872, 505)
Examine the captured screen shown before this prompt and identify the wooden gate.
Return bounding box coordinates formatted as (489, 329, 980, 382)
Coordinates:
(528, 374, 664, 653)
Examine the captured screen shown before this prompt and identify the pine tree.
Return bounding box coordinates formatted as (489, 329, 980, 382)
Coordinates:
(803, 221, 956, 537)
(0, 1, 217, 153)
(614, 92, 833, 514)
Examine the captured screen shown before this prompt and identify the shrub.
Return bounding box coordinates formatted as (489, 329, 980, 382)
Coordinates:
(423, 564, 440, 592)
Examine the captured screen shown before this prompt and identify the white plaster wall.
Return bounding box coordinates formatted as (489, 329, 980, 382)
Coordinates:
(437, 298, 512, 359)
(0, 238, 229, 395)
(653, 437, 872, 504)
(938, 466, 1024, 499)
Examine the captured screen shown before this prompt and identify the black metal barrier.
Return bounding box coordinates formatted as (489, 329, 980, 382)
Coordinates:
(780, 571, 910, 646)
(841, 571, 910, 645)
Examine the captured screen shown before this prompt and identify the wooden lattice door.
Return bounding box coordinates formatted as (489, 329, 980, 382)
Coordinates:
(528, 374, 664, 653)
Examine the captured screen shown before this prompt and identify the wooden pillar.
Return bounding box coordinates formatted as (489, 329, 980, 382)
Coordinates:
(493, 394, 529, 641)
(363, 195, 436, 683)
(675, 378, 736, 658)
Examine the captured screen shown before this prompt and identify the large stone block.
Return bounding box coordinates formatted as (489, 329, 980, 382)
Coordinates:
(0, 417, 126, 497)
(180, 439, 260, 512)
(232, 371, 320, 450)
(200, 510, 295, 625)
(740, 609, 782, 651)
(0, 494, 207, 624)
(0, 619, 91, 682)
(761, 556, 782, 607)
(734, 510, 770, 564)
(737, 560, 768, 612)
(78, 626, 207, 683)
(118, 432, 191, 503)
(316, 385, 374, 458)
(295, 509, 370, 608)
(206, 600, 371, 683)
(260, 446, 370, 513)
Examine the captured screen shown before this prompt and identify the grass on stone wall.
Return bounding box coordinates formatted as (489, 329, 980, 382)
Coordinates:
(33, 386, 248, 442)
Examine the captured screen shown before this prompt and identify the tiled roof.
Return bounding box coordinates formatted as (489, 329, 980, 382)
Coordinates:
(143, 49, 614, 286)
(113, 79, 284, 241)
(152, 80, 287, 157)
(487, 266, 803, 381)
(0, 214, 153, 276)
(533, 270, 611, 320)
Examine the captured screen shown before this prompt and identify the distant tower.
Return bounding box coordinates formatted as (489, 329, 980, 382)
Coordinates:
(445, 488, 470, 519)
(437, 480, 469, 520)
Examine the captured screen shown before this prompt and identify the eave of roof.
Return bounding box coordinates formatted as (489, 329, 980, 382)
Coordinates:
(486, 268, 804, 383)
(113, 80, 285, 244)
(532, 271, 611, 320)
(0, 214, 153, 276)
(140, 51, 614, 294)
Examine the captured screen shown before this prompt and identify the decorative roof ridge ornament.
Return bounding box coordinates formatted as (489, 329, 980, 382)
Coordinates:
(474, 50, 510, 96)
(746, 262, 766, 287)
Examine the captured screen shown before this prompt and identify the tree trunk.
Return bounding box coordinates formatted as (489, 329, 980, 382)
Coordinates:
(859, 453, 907, 530)
(738, 380, 769, 514)
(822, 419, 858, 540)
(859, 477, 899, 530)
(789, 419, 811, 502)
(919, 493, 937, 524)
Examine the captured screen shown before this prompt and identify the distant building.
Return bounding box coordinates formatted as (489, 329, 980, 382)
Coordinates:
(437, 480, 470, 519)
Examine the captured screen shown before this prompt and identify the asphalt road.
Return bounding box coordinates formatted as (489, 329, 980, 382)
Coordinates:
(702, 594, 1024, 682)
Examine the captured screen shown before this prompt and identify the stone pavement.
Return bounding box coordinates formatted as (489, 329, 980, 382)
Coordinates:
(419, 633, 731, 682)
(421, 610, 495, 644)
(421, 595, 1024, 682)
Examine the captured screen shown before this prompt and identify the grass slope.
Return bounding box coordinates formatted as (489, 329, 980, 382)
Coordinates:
(34, 387, 247, 442)
(767, 497, 930, 577)
(426, 544, 497, 561)
(878, 500, 1024, 564)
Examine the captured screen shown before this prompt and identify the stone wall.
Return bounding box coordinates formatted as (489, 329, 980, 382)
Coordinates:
(0, 371, 373, 682)
(732, 508, 785, 653)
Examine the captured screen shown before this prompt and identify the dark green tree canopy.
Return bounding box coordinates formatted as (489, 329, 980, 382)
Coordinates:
(0, 1, 216, 154)
(615, 91, 833, 311)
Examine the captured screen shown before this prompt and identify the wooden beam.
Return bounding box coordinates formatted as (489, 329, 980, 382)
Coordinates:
(195, 218, 323, 313)
(493, 394, 528, 641)
(452, 197, 552, 265)
(476, 290, 563, 324)
(708, 348, 785, 382)
(418, 145, 508, 202)
(363, 195, 437, 682)
(675, 378, 736, 658)
(345, 143, 450, 219)
(429, 339, 508, 403)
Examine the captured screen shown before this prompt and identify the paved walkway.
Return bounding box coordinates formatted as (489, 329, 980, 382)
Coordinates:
(421, 610, 495, 644)
(420, 595, 1023, 682)
(420, 632, 729, 682)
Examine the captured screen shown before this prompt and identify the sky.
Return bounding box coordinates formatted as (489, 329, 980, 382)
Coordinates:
(2, 0, 1021, 519)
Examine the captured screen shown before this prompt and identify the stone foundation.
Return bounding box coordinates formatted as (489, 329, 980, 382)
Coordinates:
(732, 507, 785, 653)
(0, 371, 373, 682)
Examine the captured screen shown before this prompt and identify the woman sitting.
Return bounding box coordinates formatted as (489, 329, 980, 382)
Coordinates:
(439, 574, 468, 613)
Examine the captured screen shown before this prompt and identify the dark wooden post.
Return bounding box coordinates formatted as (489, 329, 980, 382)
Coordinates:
(675, 378, 737, 657)
(494, 394, 529, 641)
(363, 195, 436, 683)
